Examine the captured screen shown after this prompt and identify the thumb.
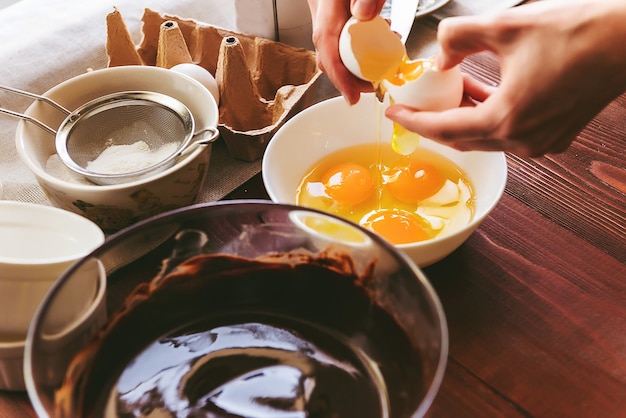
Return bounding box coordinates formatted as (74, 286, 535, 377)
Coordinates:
(436, 15, 495, 70)
(351, 0, 385, 20)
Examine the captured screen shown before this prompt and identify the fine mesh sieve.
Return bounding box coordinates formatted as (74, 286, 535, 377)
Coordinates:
(1, 86, 218, 185)
(56, 91, 195, 185)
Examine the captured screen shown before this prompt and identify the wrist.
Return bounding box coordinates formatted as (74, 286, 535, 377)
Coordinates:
(586, 0, 626, 91)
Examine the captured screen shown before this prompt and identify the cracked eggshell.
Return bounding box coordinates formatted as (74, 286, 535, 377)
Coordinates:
(383, 63, 463, 111)
(338, 16, 405, 82)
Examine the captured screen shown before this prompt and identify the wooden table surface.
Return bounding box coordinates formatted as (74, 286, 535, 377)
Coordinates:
(229, 65, 626, 418)
(2, 2, 625, 417)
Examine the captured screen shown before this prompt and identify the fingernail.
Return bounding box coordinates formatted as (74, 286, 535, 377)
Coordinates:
(384, 105, 400, 119)
(351, 0, 377, 20)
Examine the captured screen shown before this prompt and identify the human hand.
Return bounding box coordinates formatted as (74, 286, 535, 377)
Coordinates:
(307, 0, 387, 104)
(385, 0, 626, 156)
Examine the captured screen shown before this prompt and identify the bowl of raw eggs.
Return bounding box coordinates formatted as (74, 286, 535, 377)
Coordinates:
(262, 93, 507, 267)
(263, 14, 506, 267)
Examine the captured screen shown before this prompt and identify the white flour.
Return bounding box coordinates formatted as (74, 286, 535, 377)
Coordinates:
(46, 154, 93, 185)
(45, 141, 183, 185)
(86, 141, 179, 175)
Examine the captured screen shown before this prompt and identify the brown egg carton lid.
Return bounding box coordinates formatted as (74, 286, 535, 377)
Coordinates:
(105, 8, 322, 162)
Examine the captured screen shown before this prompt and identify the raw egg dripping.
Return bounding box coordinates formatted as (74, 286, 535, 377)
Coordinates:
(339, 16, 463, 156)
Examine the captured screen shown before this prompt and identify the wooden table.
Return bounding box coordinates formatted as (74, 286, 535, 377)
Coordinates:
(2, 4, 625, 417)
(230, 78, 626, 418)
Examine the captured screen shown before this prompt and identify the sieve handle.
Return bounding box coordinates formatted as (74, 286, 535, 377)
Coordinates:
(0, 84, 71, 115)
(179, 126, 221, 158)
(194, 126, 220, 144)
(0, 107, 56, 135)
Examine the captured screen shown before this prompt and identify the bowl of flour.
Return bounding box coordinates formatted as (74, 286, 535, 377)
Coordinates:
(15, 66, 219, 234)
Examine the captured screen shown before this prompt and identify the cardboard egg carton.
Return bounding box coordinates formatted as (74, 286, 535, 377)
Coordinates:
(106, 8, 322, 161)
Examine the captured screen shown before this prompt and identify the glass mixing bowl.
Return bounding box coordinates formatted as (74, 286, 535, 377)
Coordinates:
(25, 200, 447, 418)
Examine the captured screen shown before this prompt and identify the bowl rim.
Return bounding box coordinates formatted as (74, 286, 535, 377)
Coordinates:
(0, 201, 105, 266)
(262, 93, 508, 250)
(14, 65, 218, 191)
(24, 199, 449, 418)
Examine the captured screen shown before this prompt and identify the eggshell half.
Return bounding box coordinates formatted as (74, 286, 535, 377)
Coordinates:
(338, 16, 405, 82)
(383, 63, 463, 111)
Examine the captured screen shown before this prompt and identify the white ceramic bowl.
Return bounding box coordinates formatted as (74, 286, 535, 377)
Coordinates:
(0, 201, 105, 339)
(15, 65, 219, 234)
(0, 202, 106, 391)
(262, 94, 507, 267)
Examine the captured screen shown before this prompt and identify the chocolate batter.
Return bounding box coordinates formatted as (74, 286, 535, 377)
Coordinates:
(55, 247, 424, 418)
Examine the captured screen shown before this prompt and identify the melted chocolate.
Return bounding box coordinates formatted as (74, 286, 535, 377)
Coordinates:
(56, 253, 424, 417)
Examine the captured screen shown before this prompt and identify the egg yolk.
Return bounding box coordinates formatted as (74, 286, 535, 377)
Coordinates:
(385, 57, 429, 86)
(385, 161, 445, 203)
(361, 209, 431, 244)
(322, 162, 375, 206)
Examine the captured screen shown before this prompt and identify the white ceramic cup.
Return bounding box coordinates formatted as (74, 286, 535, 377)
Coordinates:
(0, 201, 105, 340)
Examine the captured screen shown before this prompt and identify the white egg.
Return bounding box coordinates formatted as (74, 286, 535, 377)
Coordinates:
(170, 63, 220, 105)
(382, 61, 463, 111)
(338, 16, 405, 82)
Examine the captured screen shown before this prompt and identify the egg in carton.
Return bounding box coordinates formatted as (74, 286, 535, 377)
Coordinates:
(105, 8, 322, 162)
